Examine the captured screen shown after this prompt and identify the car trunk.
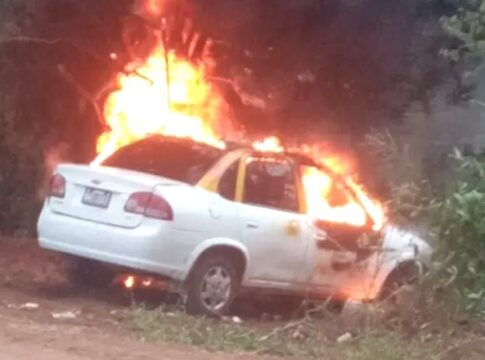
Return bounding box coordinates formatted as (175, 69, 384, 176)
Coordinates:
(49, 164, 181, 228)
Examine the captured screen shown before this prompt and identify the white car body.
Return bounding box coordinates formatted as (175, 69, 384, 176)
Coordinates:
(38, 136, 432, 304)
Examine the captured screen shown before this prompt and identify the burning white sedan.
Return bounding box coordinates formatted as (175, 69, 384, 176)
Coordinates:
(38, 135, 431, 316)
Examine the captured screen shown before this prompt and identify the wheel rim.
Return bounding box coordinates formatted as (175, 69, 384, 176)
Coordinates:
(200, 266, 232, 312)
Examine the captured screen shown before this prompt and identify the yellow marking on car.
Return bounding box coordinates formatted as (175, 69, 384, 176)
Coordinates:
(197, 149, 246, 193)
(293, 163, 307, 214)
(235, 155, 247, 202)
(285, 220, 301, 237)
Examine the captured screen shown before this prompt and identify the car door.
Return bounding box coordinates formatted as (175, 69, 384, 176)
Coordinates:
(236, 155, 309, 287)
(298, 165, 381, 300)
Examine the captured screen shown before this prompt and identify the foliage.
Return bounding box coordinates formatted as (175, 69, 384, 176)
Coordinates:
(442, 0, 485, 59)
(432, 152, 485, 314)
(337, 331, 432, 360)
(131, 306, 437, 359)
(363, 128, 434, 228)
(441, 0, 485, 100)
(364, 121, 485, 314)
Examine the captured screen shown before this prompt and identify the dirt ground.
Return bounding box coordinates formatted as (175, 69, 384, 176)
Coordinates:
(0, 237, 279, 360)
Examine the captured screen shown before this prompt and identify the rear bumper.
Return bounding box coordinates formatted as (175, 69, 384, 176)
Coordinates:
(37, 204, 186, 281)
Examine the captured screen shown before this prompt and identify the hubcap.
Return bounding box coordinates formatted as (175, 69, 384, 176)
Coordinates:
(200, 266, 232, 312)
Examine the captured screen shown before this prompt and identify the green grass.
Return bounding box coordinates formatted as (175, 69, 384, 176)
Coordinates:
(130, 307, 439, 359)
(334, 331, 434, 360)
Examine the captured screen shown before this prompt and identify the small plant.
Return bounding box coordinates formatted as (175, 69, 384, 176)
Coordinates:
(336, 331, 430, 360)
(130, 306, 438, 359)
(432, 151, 485, 314)
(131, 307, 321, 358)
(364, 128, 433, 227)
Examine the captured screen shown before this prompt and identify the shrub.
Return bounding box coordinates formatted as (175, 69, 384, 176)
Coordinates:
(432, 152, 485, 314)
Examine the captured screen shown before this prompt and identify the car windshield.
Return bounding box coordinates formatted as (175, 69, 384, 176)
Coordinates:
(102, 136, 224, 185)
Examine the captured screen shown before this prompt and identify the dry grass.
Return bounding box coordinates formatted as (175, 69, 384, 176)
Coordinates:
(130, 304, 442, 359)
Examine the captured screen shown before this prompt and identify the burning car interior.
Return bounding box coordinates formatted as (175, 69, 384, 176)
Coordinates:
(101, 135, 224, 185)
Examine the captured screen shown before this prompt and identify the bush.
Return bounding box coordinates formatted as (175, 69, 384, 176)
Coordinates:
(432, 152, 485, 314)
(363, 128, 433, 228)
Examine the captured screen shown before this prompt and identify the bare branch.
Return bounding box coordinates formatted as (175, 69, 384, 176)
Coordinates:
(56, 65, 105, 127)
(0, 36, 61, 45)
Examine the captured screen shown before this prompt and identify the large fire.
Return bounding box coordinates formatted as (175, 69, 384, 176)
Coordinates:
(93, 46, 229, 165)
(94, 26, 384, 231)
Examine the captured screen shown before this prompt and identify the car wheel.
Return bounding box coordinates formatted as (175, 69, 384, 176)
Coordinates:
(65, 256, 115, 288)
(186, 255, 239, 316)
(324, 296, 347, 313)
(379, 262, 420, 302)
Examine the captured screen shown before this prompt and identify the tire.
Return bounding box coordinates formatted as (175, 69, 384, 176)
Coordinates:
(324, 296, 347, 313)
(186, 254, 240, 316)
(65, 256, 115, 288)
(379, 262, 419, 302)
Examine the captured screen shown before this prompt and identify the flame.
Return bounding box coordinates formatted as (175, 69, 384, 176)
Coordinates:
(142, 279, 153, 287)
(124, 275, 135, 289)
(119, 274, 168, 291)
(93, 30, 384, 231)
(93, 45, 229, 165)
(136, 0, 171, 19)
(302, 166, 365, 227)
(253, 136, 284, 153)
(295, 143, 384, 230)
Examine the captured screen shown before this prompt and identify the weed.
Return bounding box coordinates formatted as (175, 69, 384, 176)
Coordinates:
(131, 306, 440, 359)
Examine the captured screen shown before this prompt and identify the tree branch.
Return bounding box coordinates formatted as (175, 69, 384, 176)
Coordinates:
(0, 36, 61, 45)
(56, 65, 105, 127)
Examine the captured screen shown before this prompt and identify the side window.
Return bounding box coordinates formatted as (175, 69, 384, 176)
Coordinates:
(243, 159, 299, 212)
(301, 165, 367, 228)
(218, 161, 239, 201)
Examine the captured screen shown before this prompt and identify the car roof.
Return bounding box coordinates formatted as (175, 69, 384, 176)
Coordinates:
(141, 135, 320, 168)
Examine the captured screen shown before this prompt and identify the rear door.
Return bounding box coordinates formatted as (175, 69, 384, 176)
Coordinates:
(236, 156, 309, 286)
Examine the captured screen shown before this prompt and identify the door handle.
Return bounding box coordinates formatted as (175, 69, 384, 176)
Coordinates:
(246, 221, 259, 229)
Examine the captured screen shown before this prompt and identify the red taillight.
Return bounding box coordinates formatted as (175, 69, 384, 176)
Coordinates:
(49, 174, 66, 198)
(124, 192, 173, 221)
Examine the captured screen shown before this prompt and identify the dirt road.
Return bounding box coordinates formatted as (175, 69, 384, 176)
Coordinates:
(0, 237, 275, 360)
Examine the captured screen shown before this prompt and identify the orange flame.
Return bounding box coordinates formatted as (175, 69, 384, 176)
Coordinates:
(302, 166, 367, 227)
(93, 45, 229, 165)
(253, 136, 284, 153)
(301, 166, 384, 230)
(94, 37, 384, 231)
(124, 275, 135, 289)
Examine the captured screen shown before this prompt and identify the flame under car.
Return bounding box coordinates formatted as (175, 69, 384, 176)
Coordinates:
(38, 135, 432, 316)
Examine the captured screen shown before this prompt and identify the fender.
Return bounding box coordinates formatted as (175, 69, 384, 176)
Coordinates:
(366, 245, 423, 300)
(182, 237, 250, 280)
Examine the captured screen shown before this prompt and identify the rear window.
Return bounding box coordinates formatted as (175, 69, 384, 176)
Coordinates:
(102, 136, 224, 185)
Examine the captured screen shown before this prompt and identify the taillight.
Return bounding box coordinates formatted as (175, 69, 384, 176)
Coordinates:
(124, 192, 173, 221)
(49, 174, 66, 198)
